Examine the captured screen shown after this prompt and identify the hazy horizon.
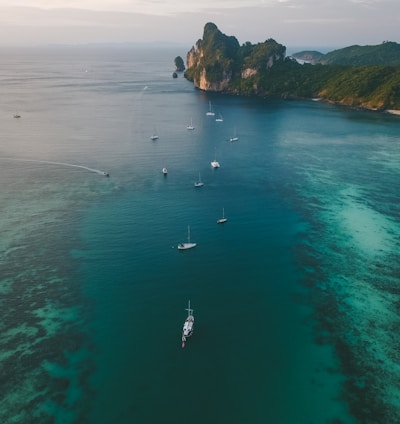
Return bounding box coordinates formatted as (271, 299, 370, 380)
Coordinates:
(0, 1, 398, 49)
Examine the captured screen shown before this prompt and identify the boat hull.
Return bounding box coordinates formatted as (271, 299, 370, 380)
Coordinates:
(182, 317, 194, 338)
(178, 242, 197, 250)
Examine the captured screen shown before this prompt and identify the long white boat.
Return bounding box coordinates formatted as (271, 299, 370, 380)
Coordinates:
(178, 226, 197, 250)
(181, 300, 194, 348)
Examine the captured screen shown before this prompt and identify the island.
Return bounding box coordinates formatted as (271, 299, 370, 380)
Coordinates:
(174, 56, 185, 72)
(184, 23, 400, 112)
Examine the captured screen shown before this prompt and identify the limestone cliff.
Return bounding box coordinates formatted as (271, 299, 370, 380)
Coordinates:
(184, 23, 286, 93)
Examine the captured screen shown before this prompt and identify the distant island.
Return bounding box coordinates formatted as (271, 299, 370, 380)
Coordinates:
(184, 23, 400, 112)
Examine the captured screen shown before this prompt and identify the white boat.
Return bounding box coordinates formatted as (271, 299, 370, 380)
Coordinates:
(150, 128, 159, 140)
(217, 207, 228, 224)
(229, 128, 239, 142)
(181, 300, 194, 348)
(162, 167, 168, 175)
(186, 118, 195, 130)
(206, 101, 215, 116)
(215, 113, 223, 122)
(194, 172, 204, 187)
(178, 226, 197, 250)
(211, 151, 220, 168)
(211, 149, 220, 168)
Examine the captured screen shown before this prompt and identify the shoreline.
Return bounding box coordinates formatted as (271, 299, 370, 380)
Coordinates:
(385, 109, 400, 115)
(190, 83, 400, 115)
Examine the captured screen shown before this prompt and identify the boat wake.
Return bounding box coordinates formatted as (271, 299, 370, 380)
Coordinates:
(0, 157, 109, 176)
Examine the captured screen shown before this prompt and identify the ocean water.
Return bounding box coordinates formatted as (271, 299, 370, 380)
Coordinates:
(1, 46, 400, 424)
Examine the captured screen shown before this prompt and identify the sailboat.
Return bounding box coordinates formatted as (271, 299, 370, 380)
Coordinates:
(215, 113, 223, 122)
(150, 128, 159, 140)
(178, 226, 197, 250)
(229, 127, 239, 142)
(181, 300, 194, 348)
(217, 207, 228, 224)
(206, 101, 215, 116)
(211, 151, 220, 168)
(186, 118, 195, 130)
(194, 172, 204, 187)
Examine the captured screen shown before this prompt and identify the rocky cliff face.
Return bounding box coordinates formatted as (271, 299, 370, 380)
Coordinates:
(186, 44, 233, 91)
(184, 23, 286, 93)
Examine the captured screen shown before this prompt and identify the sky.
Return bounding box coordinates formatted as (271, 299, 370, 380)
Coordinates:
(0, 0, 399, 50)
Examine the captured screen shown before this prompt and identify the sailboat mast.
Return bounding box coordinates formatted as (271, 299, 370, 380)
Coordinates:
(186, 300, 192, 317)
(187, 225, 190, 243)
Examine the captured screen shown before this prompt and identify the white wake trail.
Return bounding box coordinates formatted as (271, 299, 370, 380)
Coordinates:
(0, 158, 109, 176)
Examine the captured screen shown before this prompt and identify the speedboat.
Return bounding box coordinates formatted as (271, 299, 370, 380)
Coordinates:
(181, 300, 194, 348)
(162, 167, 168, 175)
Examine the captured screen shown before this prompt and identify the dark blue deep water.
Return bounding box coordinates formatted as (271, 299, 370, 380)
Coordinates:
(1, 46, 400, 424)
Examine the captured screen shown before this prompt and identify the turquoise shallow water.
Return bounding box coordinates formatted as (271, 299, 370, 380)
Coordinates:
(1, 46, 400, 423)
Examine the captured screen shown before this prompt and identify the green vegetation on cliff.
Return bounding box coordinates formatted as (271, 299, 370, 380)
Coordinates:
(185, 23, 285, 86)
(320, 42, 400, 66)
(185, 24, 400, 110)
(318, 65, 400, 109)
(240, 39, 286, 70)
(185, 22, 240, 84)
